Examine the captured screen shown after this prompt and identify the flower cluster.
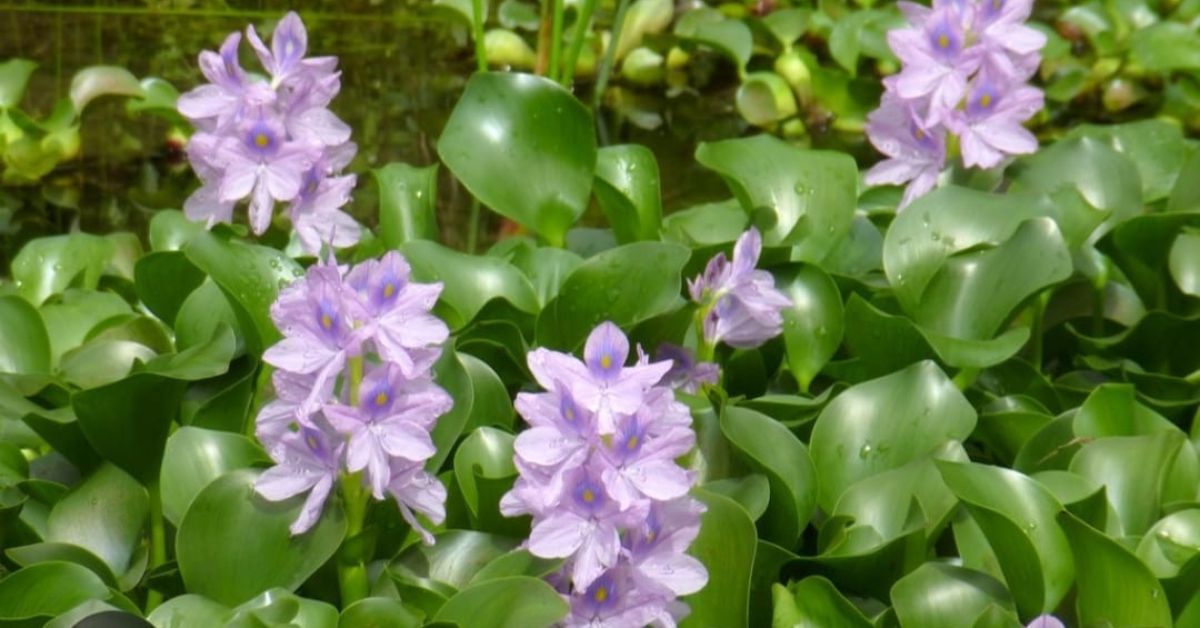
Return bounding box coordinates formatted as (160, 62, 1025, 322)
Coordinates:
(178, 12, 361, 253)
(254, 251, 451, 537)
(501, 322, 709, 626)
(865, 0, 1046, 208)
(688, 227, 791, 352)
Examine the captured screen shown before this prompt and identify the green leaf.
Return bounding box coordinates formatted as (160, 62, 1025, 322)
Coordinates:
(11, 233, 116, 306)
(1169, 150, 1200, 212)
(0, 561, 110, 622)
(73, 373, 185, 485)
(1010, 136, 1141, 222)
(228, 588, 338, 628)
(0, 59, 37, 107)
(776, 264, 843, 391)
(468, 549, 563, 585)
(4, 542, 119, 589)
(810, 361, 976, 512)
(453, 427, 524, 536)
(720, 406, 816, 547)
(69, 65, 143, 112)
(1068, 431, 1184, 536)
(0, 294, 50, 375)
(148, 210, 205, 252)
(173, 280, 242, 352)
(429, 349, 474, 472)
(909, 218, 1071, 340)
(701, 474, 770, 522)
(937, 461, 1073, 617)
(375, 162, 439, 247)
(675, 8, 753, 69)
(1137, 509, 1200, 578)
(46, 464, 147, 582)
(159, 427, 267, 527)
(535, 241, 689, 349)
(140, 324, 237, 381)
(661, 199, 748, 248)
(735, 72, 798, 127)
(507, 244, 583, 309)
(1170, 231, 1200, 297)
(771, 577, 873, 628)
(696, 135, 856, 258)
(126, 77, 180, 116)
(176, 469, 346, 607)
(594, 145, 663, 244)
(38, 290, 131, 368)
(1067, 120, 1190, 202)
(134, 251, 206, 327)
(437, 72, 596, 246)
(146, 595, 231, 627)
(395, 530, 518, 591)
(681, 489, 757, 628)
(399, 239, 538, 330)
(339, 598, 422, 628)
(432, 576, 568, 627)
(184, 232, 303, 354)
(1130, 22, 1200, 72)
(891, 563, 1017, 628)
(1058, 511, 1173, 627)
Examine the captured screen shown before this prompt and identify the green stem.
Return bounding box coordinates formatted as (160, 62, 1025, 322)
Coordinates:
(953, 367, 980, 391)
(471, 0, 488, 73)
(547, 0, 566, 82)
(466, 197, 481, 254)
(560, 0, 596, 86)
(337, 357, 369, 607)
(145, 482, 166, 613)
(1030, 292, 1049, 373)
(535, 0, 553, 75)
(593, 0, 632, 112)
(694, 303, 715, 364)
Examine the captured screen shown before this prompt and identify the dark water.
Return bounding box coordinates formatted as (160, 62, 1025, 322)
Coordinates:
(0, 1, 745, 266)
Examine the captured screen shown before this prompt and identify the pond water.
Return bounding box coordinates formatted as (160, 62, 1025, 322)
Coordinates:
(0, 1, 745, 266)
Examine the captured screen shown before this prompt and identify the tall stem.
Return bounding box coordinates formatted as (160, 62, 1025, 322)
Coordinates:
(560, 0, 596, 86)
(337, 357, 369, 607)
(535, 0, 553, 75)
(471, 0, 488, 72)
(466, 197, 481, 254)
(145, 482, 166, 613)
(593, 0, 632, 112)
(547, 0, 566, 82)
(1030, 292, 1048, 373)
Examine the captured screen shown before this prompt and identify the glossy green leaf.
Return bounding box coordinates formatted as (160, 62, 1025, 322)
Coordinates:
(1058, 511, 1173, 627)
(696, 135, 856, 258)
(438, 72, 596, 246)
(399, 239, 538, 329)
(661, 199, 748, 248)
(4, 542, 119, 589)
(140, 324, 236, 381)
(1010, 136, 1141, 221)
(1130, 22, 1200, 72)
(937, 461, 1073, 616)
(375, 162, 439, 247)
(0, 561, 110, 622)
(1100, 213, 1200, 309)
(776, 264, 843, 391)
(508, 244, 583, 309)
(891, 563, 1016, 628)
(395, 530, 518, 591)
(11, 233, 116, 306)
(1069, 431, 1183, 536)
(1169, 150, 1200, 212)
(38, 290, 130, 368)
(720, 406, 816, 546)
(0, 294, 50, 375)
(173, 280, 242, 352)
(1137, 509, 1200, 578)
(184, 231, 302, 354)
(432, 576, 568, 627)
(453, 427, 523, 536)
(0, 58, 37, 107)
(735, 72, 797, 126)
(912, 218, 1071, 339)
(73, 373, 185, 485)
(701, 474, 770, 523)
(594, 144, 663, 243)
(134, 251, 205, 327)
(535, 241, 689, 349)
(810, 360, 976, 512)
(467, 549, 563, 585)
(45, 464, 146, 581)
(681, 489, 757, 628)
(227, 588, 338, 628)
(160, 427, 267, 526)
(1170, 231, 1200, 297)
(146, 594, 231, 627)
(339, 597, 422, 628)
(429, 349, 474, 472)
(675, 8, 753, 69)
(69, 65, 143, 112)
(770, 577, 872, 628)
(1067, 120, 1190, 202)
(176, 469, 346, 606)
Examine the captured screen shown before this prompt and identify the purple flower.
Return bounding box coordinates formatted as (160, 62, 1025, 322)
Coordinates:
(688, 228, 791, 349)
(626, 498, 708, 598)
(597, 412, 695, 509)
(527, 322, 672, 435)
(178, 11, 361, 249)
(255, 369, 331, 447)
(324, 363, 450, 498)
(655, 344, 719, 393)
(949, 72, 1042, 168)
(865, 96, 947, 208)
(887, 2, 980, 121)
(564, 566, 670, 628)
(1025, 615, 1065, 628)
(255, 424, 342, 535)
(346, 251, 450, 378)
(974, 0, 1046, 81)
(387, 462, 448, 545)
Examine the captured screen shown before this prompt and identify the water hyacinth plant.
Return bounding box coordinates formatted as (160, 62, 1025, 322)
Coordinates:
(4, 3, 1200, 628)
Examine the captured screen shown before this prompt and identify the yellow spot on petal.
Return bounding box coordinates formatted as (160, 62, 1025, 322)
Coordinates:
(979, 93, 993, 108)
(320, 313, 334, 330)
(582, 489, 596, 503)
(937, 34, 950, 49)
(375, 391, 389, 407)
(305, 434, 319, 450)
(600, 354, 613, 369)
(914, 127, 926, 141)
(254, 133, 270, 148)
(626, 435, 639, 450)
(383, 282, 396, 298)
(593, 586, 608, 603)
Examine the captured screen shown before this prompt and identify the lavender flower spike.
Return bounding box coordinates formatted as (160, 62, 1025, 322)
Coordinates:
(255, 424, 342, 535)
(689, 228, 791, 349)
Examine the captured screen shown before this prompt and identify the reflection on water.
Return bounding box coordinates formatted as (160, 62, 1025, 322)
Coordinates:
(0, 1, 739, 266)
